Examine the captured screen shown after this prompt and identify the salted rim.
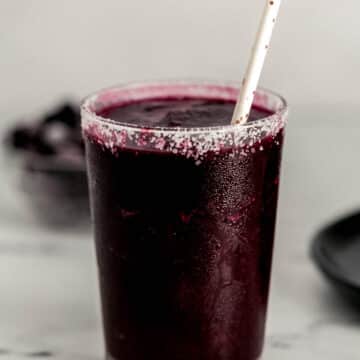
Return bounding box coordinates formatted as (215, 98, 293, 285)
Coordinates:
(81, 79, 288, 135)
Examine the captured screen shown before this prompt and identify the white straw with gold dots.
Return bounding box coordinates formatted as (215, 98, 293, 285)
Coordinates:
(231, 0, 282, 125)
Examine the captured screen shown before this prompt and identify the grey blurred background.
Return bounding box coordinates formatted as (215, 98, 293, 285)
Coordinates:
(1, 0, 359, 127)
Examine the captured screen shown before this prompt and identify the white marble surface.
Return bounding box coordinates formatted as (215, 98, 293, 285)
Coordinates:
(1, 104, 360, 359)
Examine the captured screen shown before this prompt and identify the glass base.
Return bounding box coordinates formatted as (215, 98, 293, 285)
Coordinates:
(106, 355, 262, 360)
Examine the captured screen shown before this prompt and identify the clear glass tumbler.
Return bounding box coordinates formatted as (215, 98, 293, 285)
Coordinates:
(81, 80, 288, 360)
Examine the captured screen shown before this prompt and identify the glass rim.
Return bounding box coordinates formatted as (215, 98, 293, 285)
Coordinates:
(81, 79, 288, 135)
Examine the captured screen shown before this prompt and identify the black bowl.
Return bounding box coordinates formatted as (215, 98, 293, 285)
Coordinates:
(311, 211, 360, 306)
(19, 153, 90, 228)
(3, 101, 89, 227)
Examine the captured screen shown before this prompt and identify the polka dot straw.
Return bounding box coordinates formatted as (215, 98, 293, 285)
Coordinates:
(231, 0, 282, 125)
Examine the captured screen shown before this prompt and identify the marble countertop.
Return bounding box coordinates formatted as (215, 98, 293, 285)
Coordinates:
(1, 104, 360, 359)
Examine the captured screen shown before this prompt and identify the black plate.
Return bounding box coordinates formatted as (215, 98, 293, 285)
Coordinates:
(311, 211, 360, 306)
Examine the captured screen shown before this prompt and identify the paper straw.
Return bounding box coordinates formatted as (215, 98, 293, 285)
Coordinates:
(231, 0, 282, 125)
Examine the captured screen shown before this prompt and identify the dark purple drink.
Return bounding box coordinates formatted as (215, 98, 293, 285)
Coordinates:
(82, 82, 287, 360)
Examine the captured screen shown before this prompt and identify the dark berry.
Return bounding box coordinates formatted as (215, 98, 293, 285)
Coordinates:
(43, 122, 72, 147)
(8, 126, 33, 150)
(4, 101, 84, 161)
(43, 103, 80, 128)
(31, 136, 56, 155)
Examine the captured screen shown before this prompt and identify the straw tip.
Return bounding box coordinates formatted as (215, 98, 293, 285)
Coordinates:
(231, 0, 282, 126)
